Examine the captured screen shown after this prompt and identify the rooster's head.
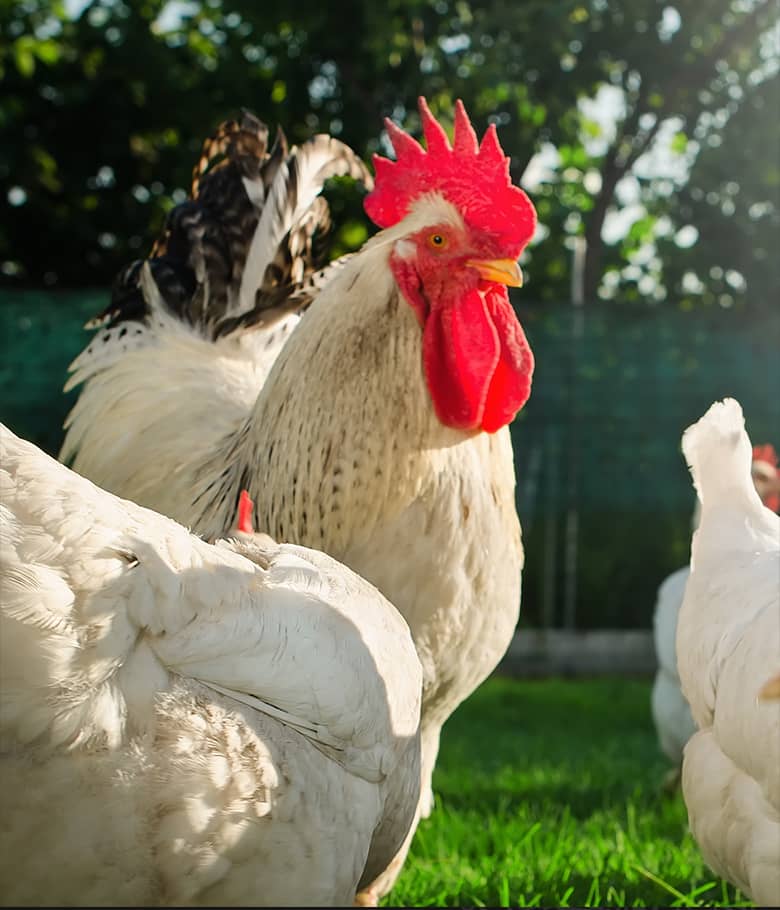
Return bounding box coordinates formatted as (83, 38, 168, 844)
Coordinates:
(364, 97, 537, 434)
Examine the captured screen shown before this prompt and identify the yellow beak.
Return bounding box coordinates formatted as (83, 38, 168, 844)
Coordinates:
(466, 258, 523, 288)
(758, 672, 780, 702)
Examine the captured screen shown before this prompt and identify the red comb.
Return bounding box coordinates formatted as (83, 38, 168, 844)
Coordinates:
(752, 444, 778, 469)
(364, 97, 536, 257)
(237, 490, 254, 533)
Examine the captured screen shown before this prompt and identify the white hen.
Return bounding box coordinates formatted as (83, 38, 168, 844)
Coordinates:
(651, 565, 697, 779)
(651, 443, 779, 784)
(0, 424, 422, 907)
(676, 398, 780, 905)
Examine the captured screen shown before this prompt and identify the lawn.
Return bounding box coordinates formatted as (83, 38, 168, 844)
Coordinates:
(388, 677, 750, 908)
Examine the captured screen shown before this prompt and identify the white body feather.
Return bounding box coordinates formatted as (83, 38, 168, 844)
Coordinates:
(651, 566, 697, 766)
(0, 424, 422, 906)
(676, 398, 780, 905)
(62, 307, 299, 523)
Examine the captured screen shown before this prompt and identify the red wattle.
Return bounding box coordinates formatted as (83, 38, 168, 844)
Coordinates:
(480, 289, 535, 432)
(422, 286, 532, 433)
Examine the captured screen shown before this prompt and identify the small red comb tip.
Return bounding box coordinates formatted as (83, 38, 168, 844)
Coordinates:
(386, 117, 424, 162)
(237, 490, 254, 533)
(453, 99, 478, 156)
(479, 124, 509, 171)
(419, 96, 451, 155)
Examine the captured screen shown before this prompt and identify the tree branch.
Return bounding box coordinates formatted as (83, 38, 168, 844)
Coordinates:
(582, 1, 772, 300)
(659, 0, 773, 111)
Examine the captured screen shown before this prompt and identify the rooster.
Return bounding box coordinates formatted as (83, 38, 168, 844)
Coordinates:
(0, 424, 422, 906)
(676, 399, 780, 905)
(60, 98, 537, 900)
(651, 442, 779, 790)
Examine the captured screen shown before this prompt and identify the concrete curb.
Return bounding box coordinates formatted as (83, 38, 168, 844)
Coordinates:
(497, 629, 656, 678)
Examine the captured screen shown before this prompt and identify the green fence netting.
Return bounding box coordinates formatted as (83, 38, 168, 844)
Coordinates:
(2, 290, 778, 630)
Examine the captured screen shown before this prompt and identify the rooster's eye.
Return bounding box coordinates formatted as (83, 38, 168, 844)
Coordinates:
(428, 233, 448, 251)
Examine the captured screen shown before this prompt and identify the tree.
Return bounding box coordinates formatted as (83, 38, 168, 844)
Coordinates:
(573, 0, 779, 306)
(653, 65, 779, 310)
(0, 0, 777, 310)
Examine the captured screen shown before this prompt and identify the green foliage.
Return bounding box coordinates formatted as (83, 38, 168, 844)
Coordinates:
(0, 0, 777, 309)
(389, 677, 751, 907)
(652, 73, 780, 311)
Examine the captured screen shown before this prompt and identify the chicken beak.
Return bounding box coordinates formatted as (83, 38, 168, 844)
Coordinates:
(466, 258, 523, 288)
(758, 672, 780, 702)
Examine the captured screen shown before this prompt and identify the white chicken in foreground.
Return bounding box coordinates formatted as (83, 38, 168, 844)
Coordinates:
(0, 424, 422, 907)
(59, 99, 538, 900)
(651, 444, 779, 786)
(676, 398, 780, 905)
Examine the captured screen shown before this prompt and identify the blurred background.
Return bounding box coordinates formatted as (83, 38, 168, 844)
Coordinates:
(1, 0, 778, 642)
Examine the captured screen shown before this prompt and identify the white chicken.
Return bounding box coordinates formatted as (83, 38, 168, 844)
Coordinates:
(651, 565, 697, 785)
(676, 398, 780, 905)
(0, 424, 422, 907)
(651, 443, 779, 786)
(59, 99, 538, 900)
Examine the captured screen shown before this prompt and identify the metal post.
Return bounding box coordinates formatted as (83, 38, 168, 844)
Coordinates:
(541, 426, 558, 630)
(563, 236, 587, 629)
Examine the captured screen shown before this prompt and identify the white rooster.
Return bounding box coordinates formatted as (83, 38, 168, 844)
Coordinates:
(651, 442, 779, 787)
(59, 98, 538, 900)
(676, 398, 780, 905)
(0, 424, 422, 907)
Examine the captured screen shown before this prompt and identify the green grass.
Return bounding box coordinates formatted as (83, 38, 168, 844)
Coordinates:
(387, 677, 750, 908)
